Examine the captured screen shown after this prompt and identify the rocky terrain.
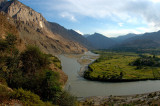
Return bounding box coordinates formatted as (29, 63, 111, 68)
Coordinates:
(0, 7, 68, 105)
(80, 91, 160, 106)
(0, 0, 89, 54)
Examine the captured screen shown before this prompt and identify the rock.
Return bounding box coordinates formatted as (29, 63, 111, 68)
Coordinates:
(0, 0, 88, 54)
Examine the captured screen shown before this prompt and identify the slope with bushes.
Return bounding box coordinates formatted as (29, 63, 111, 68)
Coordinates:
(0, 34, 76, 105)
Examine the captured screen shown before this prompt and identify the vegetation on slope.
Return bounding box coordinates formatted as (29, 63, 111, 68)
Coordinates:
(0, 34, 76, 105)
(84, 51, 160, 81)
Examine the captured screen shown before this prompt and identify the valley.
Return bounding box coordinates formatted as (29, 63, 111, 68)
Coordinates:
(1, 0, 160, 105)
(84, 51, 160, 81)
(60, 51, 160, 105)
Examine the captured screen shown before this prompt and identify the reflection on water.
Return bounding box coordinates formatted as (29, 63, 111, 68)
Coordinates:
(59, 52, 160, 98)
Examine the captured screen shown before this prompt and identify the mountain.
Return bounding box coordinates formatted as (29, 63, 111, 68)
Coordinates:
(47, 22, 93, 49)
(0, 11, 26, 51)
(0, 5, 68, 83)
(85, 33, 116, 49)
(111, 33, 138, 43)
(114, 31, 160, 50)
(0, 0, 89, 54)
(83, 34, 91, 38)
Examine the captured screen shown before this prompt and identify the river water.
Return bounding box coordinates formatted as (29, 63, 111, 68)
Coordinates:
(59, 52, 160, 98)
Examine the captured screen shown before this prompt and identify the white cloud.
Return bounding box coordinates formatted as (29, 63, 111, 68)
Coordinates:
(26, 0, 160, 36)
(45, 0, 160, 27)
(118, 23, 123, 27)
(60, 12, 77, 22)
(75, 30, 84, 35)
(150, 0, 160, 3)
(97, 29, 142, 37)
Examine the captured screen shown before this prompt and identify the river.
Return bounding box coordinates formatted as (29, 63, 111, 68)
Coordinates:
(59, 52, 160, 98)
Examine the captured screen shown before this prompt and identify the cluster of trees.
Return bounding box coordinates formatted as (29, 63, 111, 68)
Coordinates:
(130, 55, 160, 68)
(0, 34, 76, 105)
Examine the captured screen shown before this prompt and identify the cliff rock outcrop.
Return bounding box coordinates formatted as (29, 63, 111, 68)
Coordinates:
(0, 0, 88, 54)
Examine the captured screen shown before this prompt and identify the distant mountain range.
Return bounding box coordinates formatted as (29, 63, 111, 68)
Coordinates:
(115, 31, 160, 50)
(1, 0, 160, 53)
(111, 33, 138, 43)
(84, 33, 116, 49)
(84, 31, 160, 51)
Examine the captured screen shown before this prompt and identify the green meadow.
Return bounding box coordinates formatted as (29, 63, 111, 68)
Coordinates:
(84, 51, 160, 81)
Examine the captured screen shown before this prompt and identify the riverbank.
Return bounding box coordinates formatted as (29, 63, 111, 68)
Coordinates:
(64, 51, 99, 77)
(79, 91, 160, 105)
(73, 52, 160, 105)
(59, 52, 160, 105)
(83, 51, 160, 82)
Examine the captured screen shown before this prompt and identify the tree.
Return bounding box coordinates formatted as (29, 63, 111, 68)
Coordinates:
(119, 72, 123, 79)
(5, 34, 17, 46)
(20, 45, 49, 74)
(41, 70, 61, 102)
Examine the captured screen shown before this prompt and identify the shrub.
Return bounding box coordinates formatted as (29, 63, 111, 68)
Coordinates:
(20, 45, 50, 74)
(57, 91, 77, 106)
(0, 77, 7, 85)
(0, 40, 8, 51)
(5, 33, 17, 46)
(0, 84, 12, 102)
(39, 70, 61, 101)
(11, 88, 45, 106)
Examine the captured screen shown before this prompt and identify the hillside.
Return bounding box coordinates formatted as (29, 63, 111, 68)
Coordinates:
(0, 10, 72, 105)
(114, 31, 160, 51)
(85, 33, 116, 49)
(48, 22, 93, 49)
(0, 0, 88, 54)
(111, 33, 138, 43)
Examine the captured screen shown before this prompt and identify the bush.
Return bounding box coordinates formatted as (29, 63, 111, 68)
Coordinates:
(5, 33, 17, 46)
(38, 70, 61, 101)
(20, 45, 50, 74)
(130, 55, 160, 67)
(11, 88, 45, 106)
(0, 40, 8, 51)
(0, 77, 7, 85)
(0, 84, 12, 102)
(57, 91, 77, 106)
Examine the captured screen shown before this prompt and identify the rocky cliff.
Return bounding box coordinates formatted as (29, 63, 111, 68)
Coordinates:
(0, 0, 88, 54)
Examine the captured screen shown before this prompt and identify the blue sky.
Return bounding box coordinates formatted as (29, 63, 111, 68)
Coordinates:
(19, 0, 160, 37)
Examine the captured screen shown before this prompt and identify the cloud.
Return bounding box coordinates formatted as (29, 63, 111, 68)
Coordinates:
(118, 23, 123, 27)
(150, 0, 160, 3)
(42, 0, 160, 27)
(75, 30, 84, 35)
(97, 29, 142, 37)
(60, 12, 77, 22)
(20, 0, 160, 36)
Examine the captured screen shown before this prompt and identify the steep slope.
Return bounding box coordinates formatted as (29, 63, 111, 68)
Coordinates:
(85, 33, 116, 49)
(0, 11, 25, 51)
(0, 10, 67, 88)
(0, 0, 87, 54)
(47, 22, 93, 49)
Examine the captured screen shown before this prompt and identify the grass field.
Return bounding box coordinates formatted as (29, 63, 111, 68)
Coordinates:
(84, 51, 160, 81)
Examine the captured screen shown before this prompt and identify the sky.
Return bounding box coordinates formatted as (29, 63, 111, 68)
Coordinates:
(19, 0, 160, 37)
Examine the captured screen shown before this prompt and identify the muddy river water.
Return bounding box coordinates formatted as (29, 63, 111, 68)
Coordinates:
(59, 52, 160, 98)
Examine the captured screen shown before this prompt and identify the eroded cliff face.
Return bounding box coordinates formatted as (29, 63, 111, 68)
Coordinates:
(0, 0, 87, 54)
(0, 11, 68, 86)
